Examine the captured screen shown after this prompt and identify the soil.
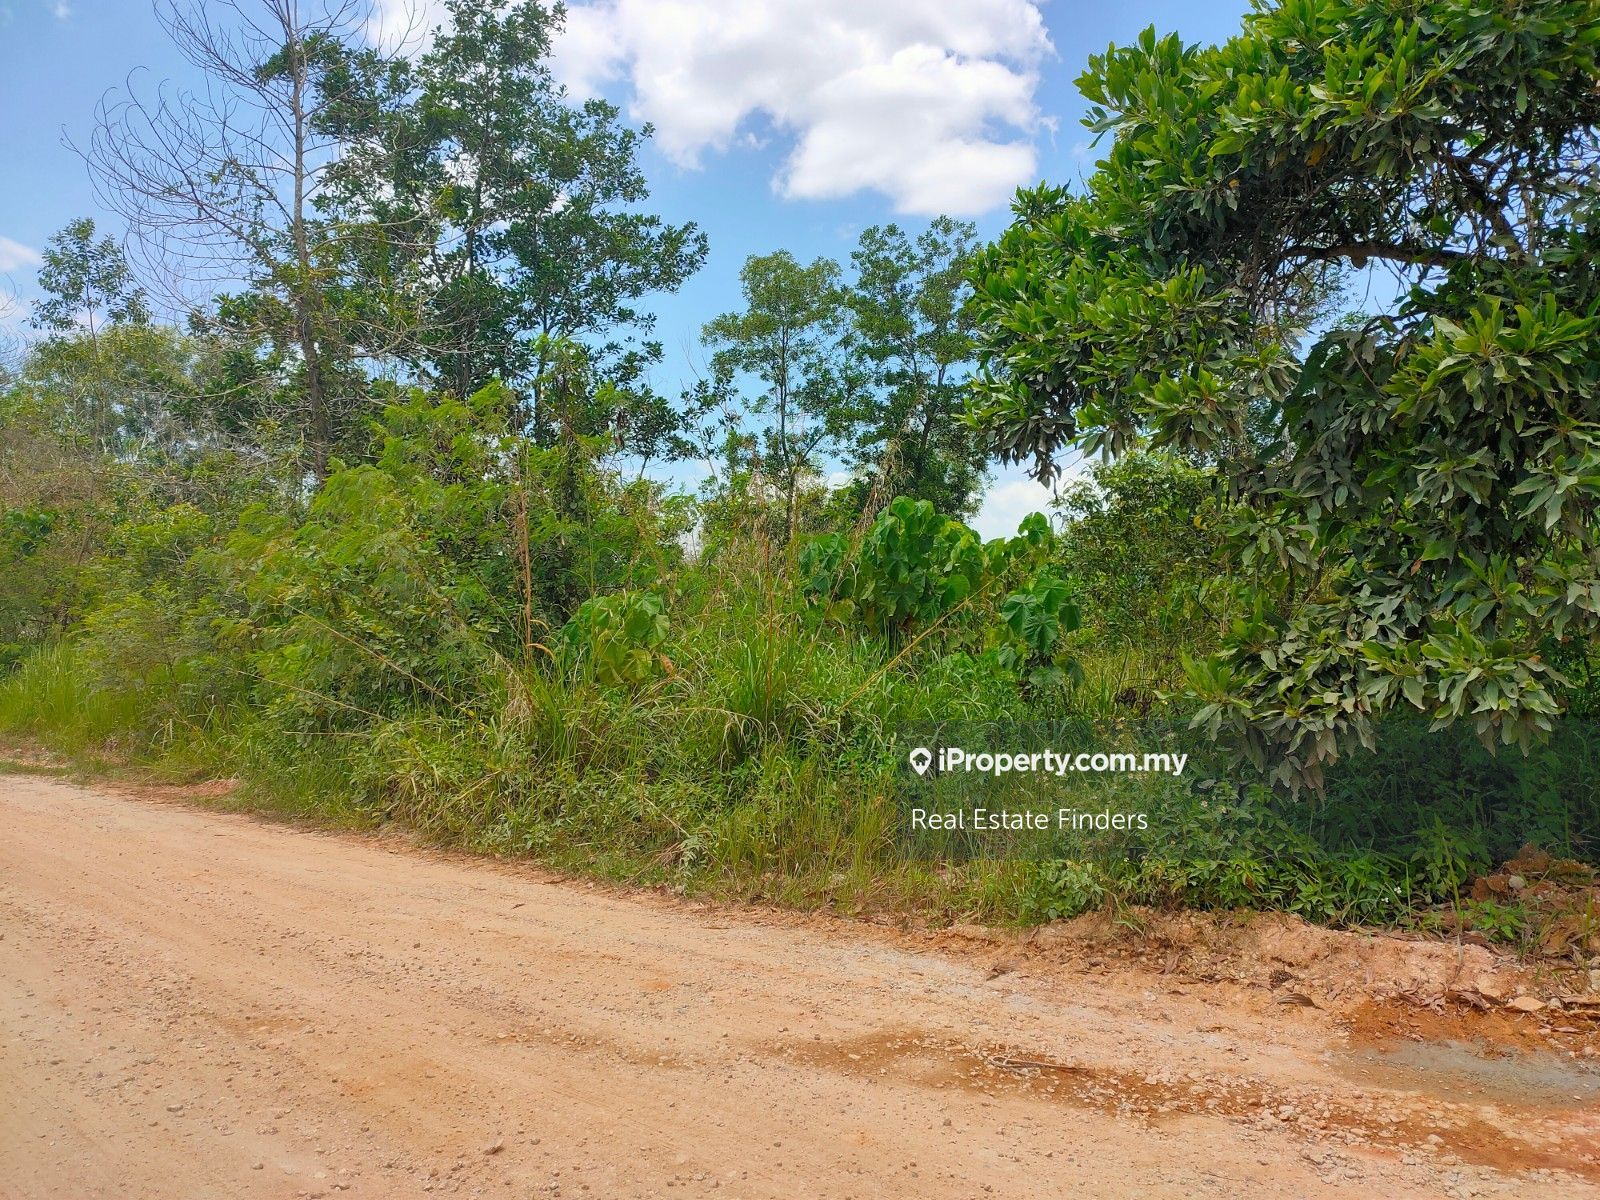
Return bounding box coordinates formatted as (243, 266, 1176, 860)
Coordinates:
(3, 773, 1598, 1199)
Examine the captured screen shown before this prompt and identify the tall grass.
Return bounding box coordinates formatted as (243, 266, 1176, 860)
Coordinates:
(0, 642, 148, 761)
(2, 560, 1590, 937)
(0, 639, 237, 779)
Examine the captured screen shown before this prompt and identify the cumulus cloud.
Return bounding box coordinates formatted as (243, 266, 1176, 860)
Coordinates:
(366, 0, 1050, 214)
(0, 235, 42, 274)
(555, 0, 1051, 216)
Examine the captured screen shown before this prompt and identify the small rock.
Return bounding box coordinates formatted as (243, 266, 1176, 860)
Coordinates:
(483, 1139, 504, 1156)
(1505, 995, 1545, 1013)
(1473, 974, 1507, 1002)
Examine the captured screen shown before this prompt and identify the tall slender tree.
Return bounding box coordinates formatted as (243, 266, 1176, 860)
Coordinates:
(703, 251, 862, 544)
(83, 0, 394, 481)
(843, 218, 985, 518)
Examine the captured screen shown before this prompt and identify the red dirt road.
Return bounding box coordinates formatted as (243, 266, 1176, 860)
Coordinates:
(2, 774, 1598, 1199)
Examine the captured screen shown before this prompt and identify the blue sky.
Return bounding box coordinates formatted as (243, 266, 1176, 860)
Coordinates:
(0, 0, 1251, 535)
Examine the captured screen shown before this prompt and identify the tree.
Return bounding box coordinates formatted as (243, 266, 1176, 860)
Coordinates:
(84, 0, 391, 481)
(703, 251, 863, 544)
(317, 0, 707, 451)
(29, 219, 158, 448)
(31, 218, 150, 340)
(1053, 452, 1231, 659)
(968, 0, 1600, 782)
(842, 218, 986, 518)
(22, 323, 208, 456)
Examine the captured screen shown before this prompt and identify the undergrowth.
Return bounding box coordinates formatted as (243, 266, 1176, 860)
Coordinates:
(5, 597, 1594, 939)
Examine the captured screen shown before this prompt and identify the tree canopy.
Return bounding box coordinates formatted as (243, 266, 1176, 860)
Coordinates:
(842, 219, 987, 518)
(969, 0, 1600, 780)
(319, 0, 707, 451)
(703, 251, 860, 544)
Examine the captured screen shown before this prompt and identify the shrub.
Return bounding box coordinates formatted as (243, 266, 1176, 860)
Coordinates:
(558, 591, 671, 687)
(801, 496, 989, 640)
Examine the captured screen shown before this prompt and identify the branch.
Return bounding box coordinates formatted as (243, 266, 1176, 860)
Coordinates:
(1442, 153, 1525, 255)
(1282, 240, 1471, 270)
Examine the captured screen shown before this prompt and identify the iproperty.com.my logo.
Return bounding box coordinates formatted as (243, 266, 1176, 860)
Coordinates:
(906, 745, 1188, 778)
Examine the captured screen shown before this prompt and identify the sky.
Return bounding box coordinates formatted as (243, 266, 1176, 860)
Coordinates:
(0, 0, 1251, 537)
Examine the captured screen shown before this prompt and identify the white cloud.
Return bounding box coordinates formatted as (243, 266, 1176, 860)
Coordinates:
(555, 0, 1052, 216)
(0, 235, 41, 274)
(368, 0, 443, 54)
(365, 0, 1051, 213)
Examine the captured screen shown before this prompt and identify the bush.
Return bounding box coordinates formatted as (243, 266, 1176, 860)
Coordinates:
(559, 592, 671, 687)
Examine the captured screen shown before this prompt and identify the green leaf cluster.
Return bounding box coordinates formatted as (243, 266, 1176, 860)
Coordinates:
(969, 0, 1600, 779)
(558, 592, 671, 688)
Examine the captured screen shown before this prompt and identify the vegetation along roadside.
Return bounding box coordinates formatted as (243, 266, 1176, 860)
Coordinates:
(2, 0, 1597, 981)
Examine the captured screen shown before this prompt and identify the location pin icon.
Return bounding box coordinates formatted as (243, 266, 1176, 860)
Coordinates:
(908, 746, 933, 776)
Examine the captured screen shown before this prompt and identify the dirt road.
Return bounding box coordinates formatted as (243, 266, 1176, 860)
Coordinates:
(3, 775, 1598, 1199)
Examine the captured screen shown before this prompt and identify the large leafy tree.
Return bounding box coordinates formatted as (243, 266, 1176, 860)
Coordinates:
(841, 218, 987, 518)
(318, 0, 707, 454)
(968, 0, 1600, 781)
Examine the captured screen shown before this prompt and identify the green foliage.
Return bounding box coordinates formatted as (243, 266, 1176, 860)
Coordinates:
(317, 0, 707, 439)
(699, 219, 989, 542)
(1054, 452, 1232, 655)
(19, 228, 242, 461)
(970, 0, 1600, 781)
(994, 570, 1081, 690)
(23, 324, 208, 453)
(31, 217, 148, 335)
(236, 473, 493, 722)
(1023, 846, 1436, 928)
(801, 497, 989, 639)
(0, 499, 76, 669)
(1020, 715, 1599, 926)
(703, 251, 863, 544)
(800, 502, 1085, 692)
(559, 592, 670, 687)
(838, 218, 987, 517)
